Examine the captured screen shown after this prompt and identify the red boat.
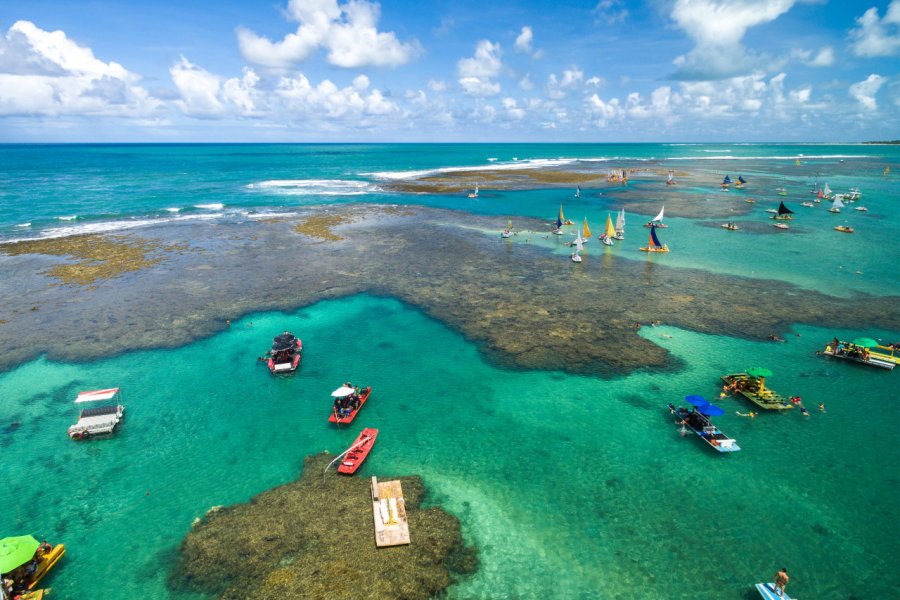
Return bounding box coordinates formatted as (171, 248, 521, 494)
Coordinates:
(337, 428, 379, 475)
(328, 386, 372, 425)
(266, 332, 302, 374)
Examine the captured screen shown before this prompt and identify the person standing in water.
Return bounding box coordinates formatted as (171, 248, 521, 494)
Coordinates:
(774, 567, 789, 597)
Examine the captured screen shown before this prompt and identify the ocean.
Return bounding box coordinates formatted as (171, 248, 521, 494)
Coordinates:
(0, 143, 898, 599)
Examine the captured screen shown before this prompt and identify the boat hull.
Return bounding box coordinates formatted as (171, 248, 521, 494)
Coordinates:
(28, 543, 65, 590)
(821, 349, 894, 370)
(329, 387, 372, 424)
(338, 428, 379, 475)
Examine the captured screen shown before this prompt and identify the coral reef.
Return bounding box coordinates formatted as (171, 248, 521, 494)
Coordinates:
(169, 453, 476, 600)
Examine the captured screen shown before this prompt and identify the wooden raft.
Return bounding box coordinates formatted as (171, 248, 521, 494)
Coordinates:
(371, 476, 410, 547)
(721, 374, 793, 410)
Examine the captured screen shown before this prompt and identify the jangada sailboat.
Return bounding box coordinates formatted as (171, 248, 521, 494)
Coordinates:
(559, 203, 574, 225)
(571, 231, 583, 263)
(575, 185, 581, 198)
(501, 218, 512, 238)
(666, 171, 676, 185)
(640, 225, 669, 253)
(600, 213, 616, 246)
(467, 182, 479, 198)
(645, 205, 667, 228)
(614, 208, 625, 240)
(828, 195, 844, 213)
(582, 217, 592, 243)
(553, 212, 564, 234)
(720, 175, 731, 189)
(736, 175, 747, 188)
(770, 201, 794, 220)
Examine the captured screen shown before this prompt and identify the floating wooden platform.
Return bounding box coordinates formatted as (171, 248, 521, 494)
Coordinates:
(721, 374, 793, 410)
(371, 477, 410, 547)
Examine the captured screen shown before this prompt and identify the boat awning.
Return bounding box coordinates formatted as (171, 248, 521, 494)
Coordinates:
(331, 386, 355, 397)
(74, 388, 120, 403)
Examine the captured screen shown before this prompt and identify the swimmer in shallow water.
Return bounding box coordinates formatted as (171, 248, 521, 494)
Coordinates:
(818, 403, 826, 412)
(736, 411, 757, 418)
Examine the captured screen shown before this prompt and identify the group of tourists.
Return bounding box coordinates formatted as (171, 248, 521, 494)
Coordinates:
(333, 382, 361, 417)
(1, 540, 53, 597)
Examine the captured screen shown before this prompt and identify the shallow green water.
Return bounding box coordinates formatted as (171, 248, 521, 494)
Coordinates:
(1, 295, 897, 598)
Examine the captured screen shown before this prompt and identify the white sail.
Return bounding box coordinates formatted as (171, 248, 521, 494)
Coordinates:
(615, 208, 625, 233)
(823, 183, 832, 196)
(667, 172, 674, 182)
(832, 196, 845, 209)
(652, 206, 665, 223)
(575, 233, 584, 253)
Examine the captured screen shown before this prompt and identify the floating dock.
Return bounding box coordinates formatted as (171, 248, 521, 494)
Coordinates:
(721, 374, 793, 410)
(371, 476, 410, 547)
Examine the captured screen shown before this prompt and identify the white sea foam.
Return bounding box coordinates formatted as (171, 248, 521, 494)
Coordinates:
(15, 222, 31, 228)
(246, 179, 378, 195)
(367, 158, 585, 180)
(487, 157, 498, 162)
(5, 213, 224, 243)
(195, 203, 224, 210)
(57, 215, 78, 221)
(165, 207, 181, 213)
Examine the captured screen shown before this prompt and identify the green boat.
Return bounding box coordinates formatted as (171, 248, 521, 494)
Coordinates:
(720, 372, 793, 410)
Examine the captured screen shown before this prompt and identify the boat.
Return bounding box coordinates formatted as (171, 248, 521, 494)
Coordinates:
(553, 213, 564, 235)
(776, 186, 787, 196)
(644, 206, 667, 228)
(765, 208, 778, 213)
(559, 204, 574, 225)
(755, 582, 795, 600)
(770, 201, 794, 220)
(501, 219, 512, 238)
(828, 195, 844, 213)
(774, 223, 789, 229)
(582, 217, 592, 243)
(834, 225, 854, 233)
(800, 201, 815, 208)
(736, 175, 746, 188)
(640, 225, 669, 252)
(467, 182, 478, 198)
(871, 343, 900, 365)
(329, 385, 373, 425)
(571, 231, 583, 262)
(720, 175, 731, 189)
(266, 331, 302, 374)
(599, 213, 616, 246)
(846, 187, 861, 201)
(666, 171, 676, 185)
(822, 182, 834, 200)
(67, 388, 124, 440)
(854, 205, 868, 212)
(337, 428, 379, 475)
(614, 208, 625, 240)
(574, 185, 581, 198)
(744, 198, 755, 203)
(820, 341, 895, 370)
(0, 537, 65, 594)
(720, 372, 793, 410)
(721, 222, 739, 230)
(667, 400, 740, 452)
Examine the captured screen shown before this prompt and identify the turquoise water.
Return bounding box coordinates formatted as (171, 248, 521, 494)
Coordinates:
(1, 144, 899, 598)
(1, 296, 898, 598)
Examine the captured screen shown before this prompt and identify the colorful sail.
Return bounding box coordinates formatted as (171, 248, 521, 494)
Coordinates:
(832, 196, 845, 209)
(559, 203, 566, 222)
(583, 217, 592, 238)
(884, 166, 891, 176)
(649, 226, 663, 248)
(556, 215, 563, 230)
(722, 175, 732, 185)
(605, 214, 616, 238)
(738, 176, 746, 184)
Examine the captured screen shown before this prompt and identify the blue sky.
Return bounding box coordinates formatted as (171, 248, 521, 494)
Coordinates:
(0, 0, 898, 142)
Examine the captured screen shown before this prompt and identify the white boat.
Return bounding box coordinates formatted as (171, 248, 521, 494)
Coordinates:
(501, 219, 512, 238)
(574, 185, 581, 198)
(765, 208, 778, 214)
(854, 206, 868, 212)
(614, 208, 625, 240)
(774, 223, 789, 229)
(67, 388, 125, 440)
(846, 187, 861, 201)
(775, 187, 787, 196)
(828, 196, 844, 213)
(801, 201, 815, 208)
(645, 206, 667, 228)
(467, 182, 479, 198)
(822, 182, 833, 199)
(571, 231, 583, 262)
(666, 171, 676, 185)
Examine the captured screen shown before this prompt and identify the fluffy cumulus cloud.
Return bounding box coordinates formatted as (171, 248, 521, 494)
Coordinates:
(457, 40, 503, 96)
(670, 0, 796, 80)
(514, 26, 533, 53)
(791, 46, 834, 67)
(0, 20, 161, 117)
(593, 0, 628, 25)
(237, 0, 418, 69)
(849, 74, 886, 110)
(850, 1, 900, 57)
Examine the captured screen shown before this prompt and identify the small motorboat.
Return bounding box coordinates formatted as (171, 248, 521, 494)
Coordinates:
(338, 428, 379, 475)
(834, 225, 854, 233)
(721, 223, 740, 230)
(744, 198, 756, 203)
(329, 385, 372, 425)
(800, 201, 815, 208)
(266, 331, 302, 374)
(667, 401, 740, 453)
(599, 234, 614, 246)
(570, 253, 582, 263)
(0, 537, 66, 593)
(68, 388, 124, 440)
(765, 208, 778, 214)
(774, 223, 789, 229)
(854, 206, 868, 212)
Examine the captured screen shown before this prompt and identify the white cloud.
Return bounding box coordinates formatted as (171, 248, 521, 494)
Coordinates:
(560, 67, 584, 88)
(586, 76, 604, 87)
(502, 97, 526, 120)
(428, 79, 447, 92)
(849, 74, 886, 110)
(0, 20, 161, 117)
(850, 2, 900, 57)
(515, 26, 533, 53)
(237, 0, 418, 69)
(593, 0, 628, 25)
(792, 46, 834, 67)
(519, 74, 534, 91)
(587, 93, 622, 126)
(670, 0, 796, 80)
(457, 40, 502, 96)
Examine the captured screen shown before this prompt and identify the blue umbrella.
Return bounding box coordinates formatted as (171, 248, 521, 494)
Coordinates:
(698, 404, 725, 416)
(684, 395, 709, 406)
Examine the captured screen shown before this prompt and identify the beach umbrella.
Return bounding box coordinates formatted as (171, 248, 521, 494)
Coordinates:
(331, 386, 355, 397)
(698, 404, 725, 417)
(0, 535, 39, 574)
(684, 395, 709, 406)
(851, 337, 878, 348)
(746, 367, 772, 378)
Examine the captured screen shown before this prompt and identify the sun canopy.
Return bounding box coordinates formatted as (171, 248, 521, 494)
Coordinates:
(271, 333, 297, 352)
(698, 404, 725, 416)
(0, 535, 39, 573)
(331, 386, 355, 397)
(746, 367, 772, 378)
(851, 337, 879, 348)
(74, 388, 120, 404)
(685, 395, 709, 406)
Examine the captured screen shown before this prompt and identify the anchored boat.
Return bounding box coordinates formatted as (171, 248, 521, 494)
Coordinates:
(668, 399, 740, 453)
(599, 213, 615, 246)
(67, 388, 124, 440)
(771, 201, 794, 220)
(266, 331, 302, 374)
(820, 339, 895, 370)
(328, 385, 372, 425)
(614, 208, 625, 240)
(721, 371, 793, 410)
(644, 205, 667, 228)
(721, 222, 740, 230)
(337, 428, 379, 475)
(571, 231, 583, 262)
(640, 225, 669, 252)
(0, 536, 65, 594)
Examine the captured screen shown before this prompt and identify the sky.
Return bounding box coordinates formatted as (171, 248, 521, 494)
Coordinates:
(0, 0, 898, 142)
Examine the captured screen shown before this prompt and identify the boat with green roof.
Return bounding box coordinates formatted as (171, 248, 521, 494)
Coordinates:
(721, 368, 793, 410)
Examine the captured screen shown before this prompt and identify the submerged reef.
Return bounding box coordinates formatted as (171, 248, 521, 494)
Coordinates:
(169, 453, 476, 600)
(0, 204, 897, 374)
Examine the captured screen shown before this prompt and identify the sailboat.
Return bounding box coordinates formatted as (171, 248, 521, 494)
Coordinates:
(559, 203, 574, 225)
(501, 219, 512, 238)
(828, 196, 844, 213)
(640, 225, 669, 253)
(776, 186, 788, 196)
(600, 213, 616, 246)
(666, 171, 676, 185)
(467, 182, 479, 198)
(884, 166, 891, 176)
(614, 208, 625, 240)
(553, 213, 564, 234)
(822, 183, 833, 200)
(582, 217, 592, 244)
(720, 175, 731, 189)
(645, 206, 667, 228)
(571, 231, 583, 263)
(736, 175, 747, 188)
(575, 185, 581, 198)
(846, 188, 861, 201)
(771, 201, 794, 220)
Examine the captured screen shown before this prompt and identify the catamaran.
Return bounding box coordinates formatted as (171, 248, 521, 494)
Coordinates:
(640, 225, 669, 252)
(582, 217, 592, 243)
(467, 182, 479, 198)
(600, 213, 616, 246)
(571, 231, 583, 263)
(828, 195, 844, 213)
(771, 201, 794, 220)
(846, 187, 861, 201)
(614, 208, 625, 240)
(645, 205, 667, 228)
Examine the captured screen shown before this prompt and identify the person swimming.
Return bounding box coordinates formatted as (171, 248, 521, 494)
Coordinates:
(818, 403, 826, 412)
(736, 411, 757, 418)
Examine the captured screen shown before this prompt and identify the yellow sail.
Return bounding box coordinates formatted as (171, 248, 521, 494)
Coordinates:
(559, 203, 565, 222)
(604, 213, 616, 238)
(885, 166, 891, 176)
(583, 217, 592, 238)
